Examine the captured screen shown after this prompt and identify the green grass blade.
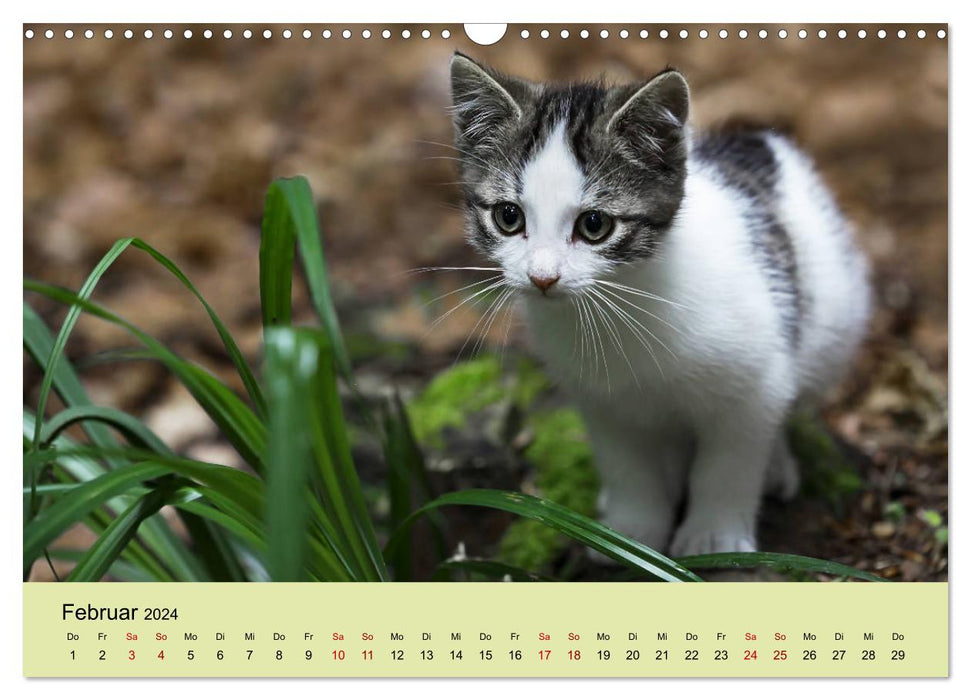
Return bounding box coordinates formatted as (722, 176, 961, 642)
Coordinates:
(179, 509, 248, 582)
(79, 510, 174, 582)
(263, 328, 386, 581)
(101, 447, 267, 522)
(30, 239, 132, 452)
(28, 441, 278, 581)
(23, 462, 171, 566)
(23, 325, 202, 580)
(389, 489, 702, 582)
(432, 558, 553, 582)
(259, 183, 296, 327)
(26, 238, 129, 561)
(67, 487, 173, 582)
(303, 330, 389, 580)
(24, 303, 120, 457)
(47, 549, 160, 582)
(40, 405, 171, 455)
(27, 238, 263, 427)
(23, 484, 90, 497)
(38, 457, 179, 582)
(675, 552, 887, 582)
(25, 281, 267, 472)
(128, 239, 266, 417)
(263, 328, 317, 581)
(171, 493, 266, 553)
(260, 177, 350, 376)
(380, 392, 445, 580)
(169, 470, 352, 581)
(25, 411, 197, 581)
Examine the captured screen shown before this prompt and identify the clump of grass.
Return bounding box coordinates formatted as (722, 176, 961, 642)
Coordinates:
(23, 176, 883, 584)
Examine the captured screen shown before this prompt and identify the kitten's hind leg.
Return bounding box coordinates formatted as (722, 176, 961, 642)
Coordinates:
(764, 429, 800, 501)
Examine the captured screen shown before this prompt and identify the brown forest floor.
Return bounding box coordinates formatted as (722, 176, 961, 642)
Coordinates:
(24, 25, 947, 581)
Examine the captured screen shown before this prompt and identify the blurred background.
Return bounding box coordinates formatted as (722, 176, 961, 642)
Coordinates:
(24, 24, 947, 581)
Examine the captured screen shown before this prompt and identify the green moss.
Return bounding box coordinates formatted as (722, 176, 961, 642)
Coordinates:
(787, 410, 863, 508)
(499, 408, 599, 571)
(406, 357, 506, 447)
(406, 357, 599, 572)
(512, 357, 550, 409)
(525, 409, 598, 511)
(497, 520, 562, 571)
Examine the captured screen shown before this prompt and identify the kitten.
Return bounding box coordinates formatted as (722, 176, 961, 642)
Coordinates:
(448, 53, 870, 556)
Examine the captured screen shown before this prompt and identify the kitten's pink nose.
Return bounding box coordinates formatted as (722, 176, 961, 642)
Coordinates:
(529, 274, 560, 294)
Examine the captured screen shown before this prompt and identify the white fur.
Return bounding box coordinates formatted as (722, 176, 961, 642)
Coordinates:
(495, 123, 615, 292)
(493, 126, 870, 556)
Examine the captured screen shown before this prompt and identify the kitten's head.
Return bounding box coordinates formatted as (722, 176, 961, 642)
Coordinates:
(449, 53, 690, 297)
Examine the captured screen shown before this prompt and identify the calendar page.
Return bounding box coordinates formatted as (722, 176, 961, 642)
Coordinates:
(21, 19, 949, 680)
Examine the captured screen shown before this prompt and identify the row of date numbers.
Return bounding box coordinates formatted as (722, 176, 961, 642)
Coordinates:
(70, 648, 906, 662)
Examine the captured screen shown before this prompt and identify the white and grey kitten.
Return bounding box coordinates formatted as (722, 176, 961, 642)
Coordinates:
(448, 53, 870, 557)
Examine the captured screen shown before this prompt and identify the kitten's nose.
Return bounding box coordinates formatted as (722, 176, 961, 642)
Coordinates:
(529, 274, 560, 294)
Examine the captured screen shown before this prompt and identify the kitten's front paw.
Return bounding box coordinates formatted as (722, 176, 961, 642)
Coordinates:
(669, 519, 757, 557)
(587, 504, 674, 566)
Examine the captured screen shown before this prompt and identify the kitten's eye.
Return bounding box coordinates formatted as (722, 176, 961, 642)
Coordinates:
(492, 202, 526, 235)
(574, 210, 615, 243)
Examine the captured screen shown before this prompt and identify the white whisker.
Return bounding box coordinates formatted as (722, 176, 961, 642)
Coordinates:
(498, 292, 519, 367)
(576, 295, 593, 382)
(420, 275, 504, 309)
(424, 279, 507, 339)
(587, 286, 667, 378)
(595, 279, 690, 310)
(585, 290, 641, 389)
(596, 284, 686, 340)
(571, 296, 586, 382)
(400, 266, 503, 278)
(471, 287, 515, 358)
(455, 285, 511, 362)
(580, 292, 611, 393)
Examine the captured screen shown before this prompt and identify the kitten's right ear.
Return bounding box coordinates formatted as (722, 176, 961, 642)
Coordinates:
(450, 53, 528, 149)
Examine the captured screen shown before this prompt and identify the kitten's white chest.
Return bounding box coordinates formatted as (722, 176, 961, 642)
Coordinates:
(521, 280, 690, 409)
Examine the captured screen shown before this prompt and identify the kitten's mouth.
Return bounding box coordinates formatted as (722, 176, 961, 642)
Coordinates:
(525, 286, 568, 300)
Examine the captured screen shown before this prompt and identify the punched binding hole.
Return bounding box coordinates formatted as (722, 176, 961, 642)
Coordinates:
(463, 23, 506, 45)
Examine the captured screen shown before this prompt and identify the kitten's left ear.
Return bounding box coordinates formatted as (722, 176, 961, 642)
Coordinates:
(608, 69, 690, 160)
